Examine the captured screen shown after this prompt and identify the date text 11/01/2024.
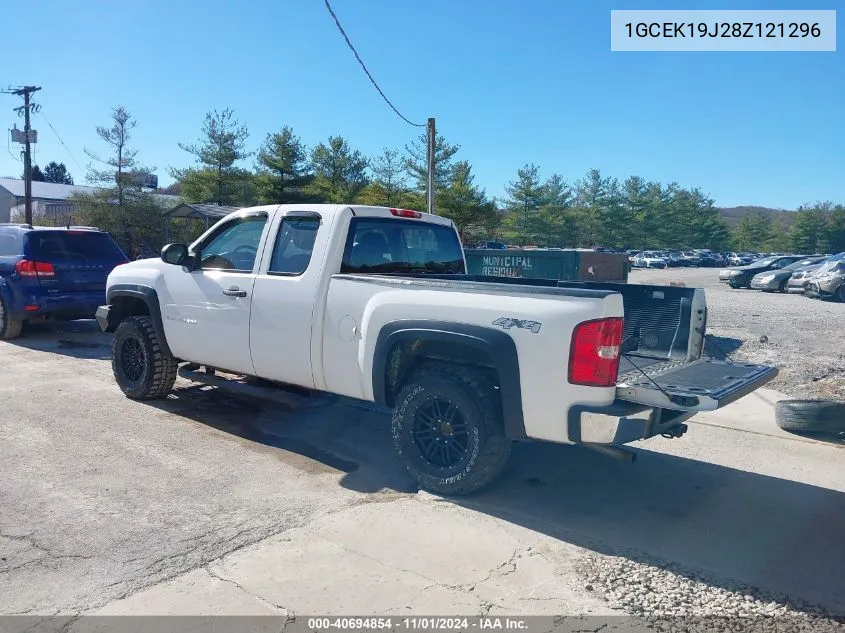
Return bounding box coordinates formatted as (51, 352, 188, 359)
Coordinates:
(624, 21, 821, 39)
(307, 618, 528, 630)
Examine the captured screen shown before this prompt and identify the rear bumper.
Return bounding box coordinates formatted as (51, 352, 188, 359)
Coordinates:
(568, 401, 696, 445)
(10, 292, 105, 320)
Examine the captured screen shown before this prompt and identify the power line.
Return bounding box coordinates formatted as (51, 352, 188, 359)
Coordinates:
(38, 109, 85, 173)
(323, 0, 425, 128)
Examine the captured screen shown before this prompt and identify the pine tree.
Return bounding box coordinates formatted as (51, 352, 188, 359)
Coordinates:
(307, 136, 368, 203)
(254, 126, 312, 204)
(43, 161, 73, 184)
(171, 109, 252, 206)
(789, 205, 829, 253)
(437, 161, 497, 241)
(504, 164, 543, 243)
(404, 131, 459, 193)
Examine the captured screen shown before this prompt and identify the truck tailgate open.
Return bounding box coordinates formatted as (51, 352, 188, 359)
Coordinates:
(616, 357, 778, 412)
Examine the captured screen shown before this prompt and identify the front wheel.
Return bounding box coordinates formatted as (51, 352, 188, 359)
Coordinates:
(112, 315, 178, 399)
(392, 364, 511, 496)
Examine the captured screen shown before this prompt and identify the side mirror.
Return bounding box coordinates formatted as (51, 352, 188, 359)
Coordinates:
(161, 243, 189, 267)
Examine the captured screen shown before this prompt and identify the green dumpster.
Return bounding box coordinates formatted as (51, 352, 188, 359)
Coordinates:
(463, 249, 579, 280)
(463, 249, 628, 283)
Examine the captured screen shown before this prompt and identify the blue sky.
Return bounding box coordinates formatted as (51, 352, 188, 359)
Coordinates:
(2, 0, 841, 208)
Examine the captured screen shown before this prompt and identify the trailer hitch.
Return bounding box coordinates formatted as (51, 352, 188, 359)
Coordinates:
(661, 423, 689, 439)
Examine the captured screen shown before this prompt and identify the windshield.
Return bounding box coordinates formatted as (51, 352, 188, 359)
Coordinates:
(750, 257, 777, 267)
(785, 257, 823, 271)
(340, 217, 465, 274)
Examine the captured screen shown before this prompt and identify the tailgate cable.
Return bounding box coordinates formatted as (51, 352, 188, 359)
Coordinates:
(696, 328, 735, 364)
(621, 351, 674, 403)
(622, 354, 701, 413)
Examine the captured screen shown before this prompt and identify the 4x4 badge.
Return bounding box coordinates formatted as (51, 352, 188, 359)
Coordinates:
(492, 317, 542, 333)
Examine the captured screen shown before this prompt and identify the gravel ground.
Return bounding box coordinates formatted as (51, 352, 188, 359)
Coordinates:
(630, 267, 845, 400)
(578, 554, 845, 632)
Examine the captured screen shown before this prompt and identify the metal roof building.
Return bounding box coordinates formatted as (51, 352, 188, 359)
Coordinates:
(0, 178, 180, 223)
(0, 178, 97, 223)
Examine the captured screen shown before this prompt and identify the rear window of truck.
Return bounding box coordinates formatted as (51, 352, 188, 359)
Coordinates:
(341, 217, 465, 274)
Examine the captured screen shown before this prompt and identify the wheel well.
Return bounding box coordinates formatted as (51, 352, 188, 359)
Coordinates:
(383, 338, 500, 407)
(111, 296, 151, 323)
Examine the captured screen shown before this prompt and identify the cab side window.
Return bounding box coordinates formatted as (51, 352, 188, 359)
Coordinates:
(268, 215, 320, 276)
(197, 215, 267, 272)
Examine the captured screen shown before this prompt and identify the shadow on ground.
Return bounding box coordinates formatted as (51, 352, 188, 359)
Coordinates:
(5, 320, 111, 360)
(702, 335, 744, 361)
(143, 383, 845, 616)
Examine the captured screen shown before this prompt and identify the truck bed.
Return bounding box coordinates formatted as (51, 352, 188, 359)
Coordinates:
(354, 273, 702, 363)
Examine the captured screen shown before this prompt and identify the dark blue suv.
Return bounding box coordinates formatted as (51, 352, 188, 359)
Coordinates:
(0, 224, 129, 339)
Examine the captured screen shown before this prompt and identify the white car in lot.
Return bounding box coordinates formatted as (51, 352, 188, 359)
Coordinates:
(633, 251, 668, 269)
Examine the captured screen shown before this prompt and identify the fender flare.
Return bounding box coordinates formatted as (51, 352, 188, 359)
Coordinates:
(372, 320, 525, 439)
(106, 283, 173, 358)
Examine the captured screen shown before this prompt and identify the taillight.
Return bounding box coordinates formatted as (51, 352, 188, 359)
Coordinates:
(15, 259, 55, 278)
(568, 317, 624, 387)
(390, 208, 422, 219)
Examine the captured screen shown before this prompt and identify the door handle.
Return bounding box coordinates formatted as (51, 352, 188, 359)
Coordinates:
(222, 286, 247, 298)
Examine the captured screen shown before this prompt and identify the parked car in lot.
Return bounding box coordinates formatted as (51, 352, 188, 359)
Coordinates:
(94, 203, 778, 495)
(661, 251, 688, 267)
(719, 255, 806, 289)
(787, 261, 828, 293)
(633, 251, 667, 268)
(0, 224, 129, 339)
(680, 251, 700, 266)
(805, 252, 845, 301)
(726, 252, 755, 266)
(749, 256, 828, 293)
(696, 252, 722, 268)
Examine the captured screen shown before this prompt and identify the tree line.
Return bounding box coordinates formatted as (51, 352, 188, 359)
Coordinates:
(22, 105, 844, 258)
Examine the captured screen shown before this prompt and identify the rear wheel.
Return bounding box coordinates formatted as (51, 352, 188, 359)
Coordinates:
(838, 285, 845, 303)
(392, 364, 511, 496)
(779, 279, 789, 293)
(0, 295, 23, 340)
(112, 316, 178, 399)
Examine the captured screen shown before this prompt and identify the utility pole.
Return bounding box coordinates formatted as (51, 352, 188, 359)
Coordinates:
(426, 117, 436, 215)
(4, 86, 41, 225)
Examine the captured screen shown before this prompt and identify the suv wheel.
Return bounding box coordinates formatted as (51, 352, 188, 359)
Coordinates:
(392, 364, 511, 495)
(0, 295, 23, 340)
(112, 316, 178, 399)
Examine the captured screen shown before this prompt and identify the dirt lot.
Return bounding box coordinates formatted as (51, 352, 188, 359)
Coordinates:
(1, 315, 843, 626)
(631, 267, 845, 400)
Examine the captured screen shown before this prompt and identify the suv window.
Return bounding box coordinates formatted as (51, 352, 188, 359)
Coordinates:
(269, 215, 320, 276)
(340, 218, 464, 274)
(0, 233, 21, 256)
(26, 231, 127, 263)
(198, 215, 267, 272)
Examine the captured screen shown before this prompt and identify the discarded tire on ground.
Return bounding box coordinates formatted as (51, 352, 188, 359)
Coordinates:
(775, 399, 845, 434)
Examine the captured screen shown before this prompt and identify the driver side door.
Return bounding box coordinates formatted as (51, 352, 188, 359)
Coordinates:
(162, 211, 271, 374)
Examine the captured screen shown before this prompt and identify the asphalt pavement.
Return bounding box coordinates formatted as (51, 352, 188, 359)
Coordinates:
(1, 320, 842, 620)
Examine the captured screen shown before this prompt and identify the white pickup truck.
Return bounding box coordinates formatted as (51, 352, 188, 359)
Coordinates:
(96, 204, 777, 494)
